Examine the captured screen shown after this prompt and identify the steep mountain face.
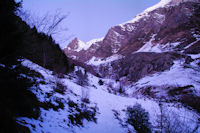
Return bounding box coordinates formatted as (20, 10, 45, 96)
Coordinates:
(64, 0, 200, 82)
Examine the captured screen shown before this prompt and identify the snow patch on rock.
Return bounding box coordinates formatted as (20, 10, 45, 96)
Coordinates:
(87, 54, 123, 66)
(184, 38, 200, 50)
(189, 53, 200, 59)
(74, 38, 104, 52)
(136, 34, 181, 53)
(153, 13, 166, 24)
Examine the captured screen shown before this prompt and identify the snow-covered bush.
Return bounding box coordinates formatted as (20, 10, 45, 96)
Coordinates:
(125, 103, 152, 133)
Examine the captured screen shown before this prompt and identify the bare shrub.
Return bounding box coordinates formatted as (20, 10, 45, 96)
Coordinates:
(75, 69, 90, 103)
(18, 9, 68, 35)
(157, 102, 200, 133)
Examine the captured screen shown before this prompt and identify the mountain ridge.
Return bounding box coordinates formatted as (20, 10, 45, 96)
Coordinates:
(64, 0, 200, 82)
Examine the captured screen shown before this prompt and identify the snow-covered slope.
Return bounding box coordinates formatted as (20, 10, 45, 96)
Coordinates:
(16, 59, 200, 133)
(128, 58, 200, 100)
(135, 60, 200, 90)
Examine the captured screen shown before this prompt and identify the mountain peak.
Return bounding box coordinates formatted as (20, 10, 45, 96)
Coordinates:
(64, 37, 104, 53)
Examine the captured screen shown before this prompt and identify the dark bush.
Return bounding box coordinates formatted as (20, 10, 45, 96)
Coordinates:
(180, 95, 200, 113)
(67, 99, 98, 127)
(98, 79, 104, 86)
(125, 103, 152, 133)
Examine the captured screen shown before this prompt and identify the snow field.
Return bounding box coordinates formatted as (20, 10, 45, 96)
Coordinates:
(17, 59, 200, 133)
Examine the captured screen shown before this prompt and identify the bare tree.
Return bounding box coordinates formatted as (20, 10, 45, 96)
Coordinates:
(76, 69, 88, 87)
(76, 69, 90, 103)
(17, 9, 70, 44)
(16, 9, 71, 69)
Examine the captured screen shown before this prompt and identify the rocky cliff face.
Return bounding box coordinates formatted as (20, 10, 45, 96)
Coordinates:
(64, 0, 200, 82)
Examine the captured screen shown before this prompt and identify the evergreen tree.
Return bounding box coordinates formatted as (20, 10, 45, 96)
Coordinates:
(0, 0, 22, 60)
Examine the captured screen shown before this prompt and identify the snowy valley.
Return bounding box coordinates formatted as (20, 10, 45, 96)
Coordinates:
(14, 58, 200, 133)
(1, 0, 200, 133)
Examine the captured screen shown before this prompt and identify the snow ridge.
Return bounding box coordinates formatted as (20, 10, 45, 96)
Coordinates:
(86, 37, 104, 46)
(119, 0, 171, 27)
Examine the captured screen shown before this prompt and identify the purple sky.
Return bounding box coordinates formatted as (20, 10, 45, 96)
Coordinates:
(22, 0, 160, 48)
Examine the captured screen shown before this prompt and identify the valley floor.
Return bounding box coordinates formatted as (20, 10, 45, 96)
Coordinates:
(16, 59, 200, 133)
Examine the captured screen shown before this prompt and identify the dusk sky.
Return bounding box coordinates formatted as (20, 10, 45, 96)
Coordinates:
(22, 0, 160, 48)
